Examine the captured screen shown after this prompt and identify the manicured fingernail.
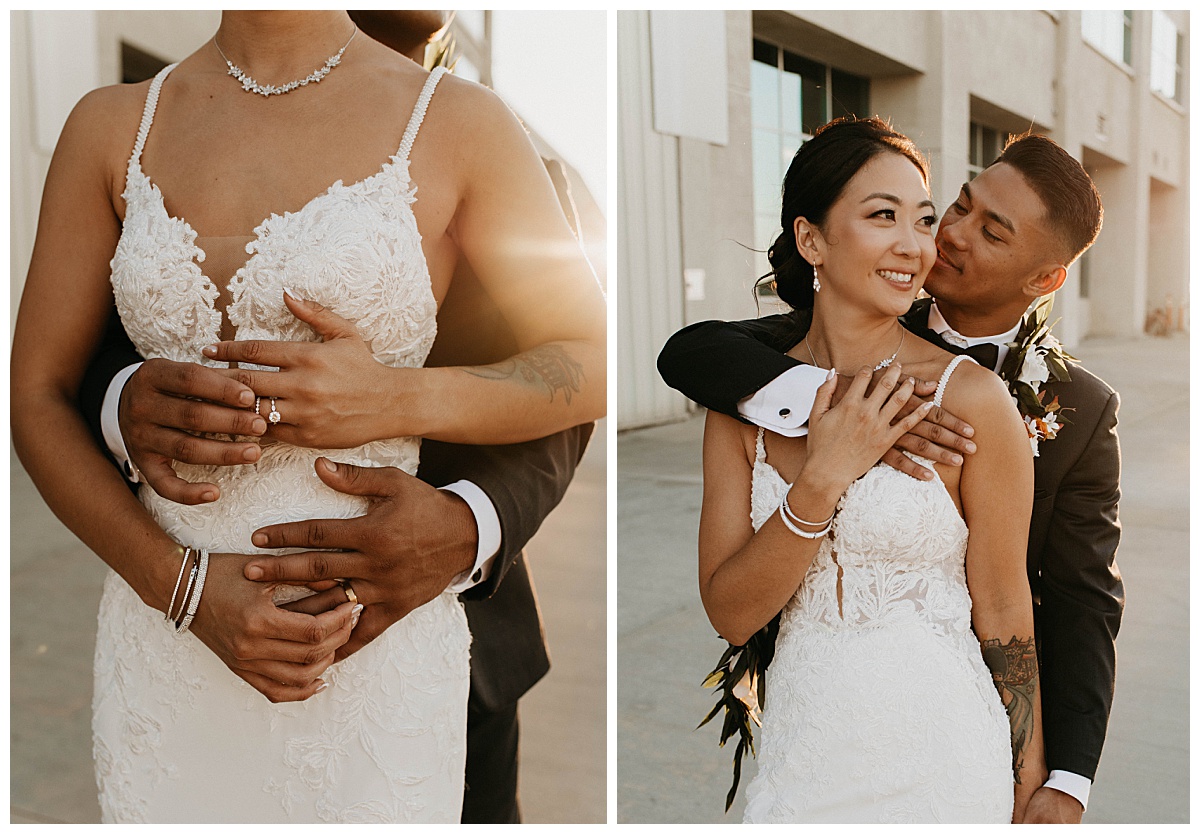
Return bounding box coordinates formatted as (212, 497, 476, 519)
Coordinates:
(238, 390, 255, 406)
(965, 441, 977, 453)
(316, 680, 328, 693)
(963, 425, 976, 438)
(242, 446, 259, 461)
(201, 490, 218, 502)
(951, 454, 963, 465)
(923, 469, 935, 480)
(283, 286, 300, 301)
(250, 418, 266, 434)
(321, 459, 337, 473)
(202, 345, 217, 357)
(251, 533, 268, 547)
(246, 564, 264, 579)
(352, 603, 364, 616)
(826, 369, 836, 381)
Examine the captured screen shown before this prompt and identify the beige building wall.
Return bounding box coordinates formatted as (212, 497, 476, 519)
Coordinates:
(619, 10, 1189, 428)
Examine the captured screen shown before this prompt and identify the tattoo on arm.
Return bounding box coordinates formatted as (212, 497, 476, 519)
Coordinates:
(981, 635, 1039, 785)
(462, 345, 585, 404)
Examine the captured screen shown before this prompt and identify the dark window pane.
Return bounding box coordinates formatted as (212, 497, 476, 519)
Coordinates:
(831, 68, 869, 119)
(783, 52, 827, 134)
(753, 39, 778, 67)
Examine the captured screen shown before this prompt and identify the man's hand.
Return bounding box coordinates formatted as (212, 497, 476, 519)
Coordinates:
(119, 359, 265, 504)
(1020, 785, 1084, 824)
(242, 458, 479, 661)
(825, 368, 977, 480)
(205, 292, 406, 450)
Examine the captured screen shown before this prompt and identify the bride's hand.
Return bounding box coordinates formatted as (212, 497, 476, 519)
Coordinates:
(802, 363, 934, 492)
(204, 292, 401, 450)
(186, 552, 360, 703)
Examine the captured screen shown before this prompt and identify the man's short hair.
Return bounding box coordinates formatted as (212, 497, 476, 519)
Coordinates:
(991, 132, 1103, 266)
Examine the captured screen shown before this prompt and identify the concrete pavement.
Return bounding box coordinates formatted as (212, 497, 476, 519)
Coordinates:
(10, 420, 606, 823)
(618, 334, 1188, 823)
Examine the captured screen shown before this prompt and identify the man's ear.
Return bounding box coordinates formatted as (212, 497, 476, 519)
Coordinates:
(1025, 264, 1067, 299)
(793, 217, 823, 268)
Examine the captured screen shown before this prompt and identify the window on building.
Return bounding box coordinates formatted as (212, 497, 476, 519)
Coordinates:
(751, 39, 869, 291)
(967, 123, 1006, 180)
(1150, 11, 1184, 103)
(1081, 10, 1133, 66)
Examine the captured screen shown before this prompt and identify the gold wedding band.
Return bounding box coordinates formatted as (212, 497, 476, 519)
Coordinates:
(340, 580, 358, 606)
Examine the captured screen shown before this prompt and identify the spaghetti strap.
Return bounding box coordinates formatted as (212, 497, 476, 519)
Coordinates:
(933, 354, 975, 407)
(129, 63, 178, 170)
(397, 66, 448, 162)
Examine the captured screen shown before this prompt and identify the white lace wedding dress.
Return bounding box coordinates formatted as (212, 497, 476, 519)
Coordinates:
(741, 356, 1014, 823)
(94, 65, 469, 823)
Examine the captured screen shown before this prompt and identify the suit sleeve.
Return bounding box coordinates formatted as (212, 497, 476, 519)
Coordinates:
(1037, 390, 1124, 779)
(656, 313, 806, 419)
(77, 303, 142, 468)
(418, 423, 593, 602)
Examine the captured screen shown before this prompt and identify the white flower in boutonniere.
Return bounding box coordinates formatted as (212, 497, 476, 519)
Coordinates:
(1018, 346, 1051, 388)
(999, 298, 1075, 457)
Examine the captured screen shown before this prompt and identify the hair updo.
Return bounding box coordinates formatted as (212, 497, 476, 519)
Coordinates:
(759, 116, 931, 311)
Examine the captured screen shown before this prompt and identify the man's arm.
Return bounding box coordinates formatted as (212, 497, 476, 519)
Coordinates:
(657, 313, 976, 475)
(420, 424, 593, 600)
(656, 314, 806, 419)
(1035, 388, 1123, 785)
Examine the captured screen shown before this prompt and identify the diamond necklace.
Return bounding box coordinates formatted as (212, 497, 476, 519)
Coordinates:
(804, 329, 905, 374)
(213, 26, 358, 97)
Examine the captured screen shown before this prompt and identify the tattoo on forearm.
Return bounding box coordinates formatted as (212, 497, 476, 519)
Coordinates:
(463, 345, 584, 404)
(981, 635, 1039, 785)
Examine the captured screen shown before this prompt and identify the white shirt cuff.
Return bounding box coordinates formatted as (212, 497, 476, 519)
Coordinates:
(736, 364, 830, 437)
(440, 480, 502, 593)
(101, 362, 143, 484)
(1043, 769, 1091, 811)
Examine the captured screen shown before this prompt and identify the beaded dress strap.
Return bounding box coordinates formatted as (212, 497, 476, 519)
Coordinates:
(754, 427, 767, 465)
(129, 63, 179, 169)
(397, 66, 447, 162)
(934, 354, 975, 407)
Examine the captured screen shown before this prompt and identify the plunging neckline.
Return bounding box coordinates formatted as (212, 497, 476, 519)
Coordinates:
(127, 155, 415, 339)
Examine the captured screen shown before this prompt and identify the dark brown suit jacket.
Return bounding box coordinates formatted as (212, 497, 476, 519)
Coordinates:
(657, 301, 1123, 780)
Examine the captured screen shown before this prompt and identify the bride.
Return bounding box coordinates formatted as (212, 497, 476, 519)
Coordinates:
(698, 117, 1044, 822)
(11, 10, 604, 824)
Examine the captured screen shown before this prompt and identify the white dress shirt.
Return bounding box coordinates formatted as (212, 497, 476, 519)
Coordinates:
(101, 364, 500, 593)
(736, 310, 1091, 811)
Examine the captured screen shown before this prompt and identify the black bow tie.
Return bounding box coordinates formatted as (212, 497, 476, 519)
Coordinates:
(962, 341, 1000, 372)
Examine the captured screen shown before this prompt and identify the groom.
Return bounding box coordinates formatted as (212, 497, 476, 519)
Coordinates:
(76, 11, 596, 824)
(657, 133, 1123, 823)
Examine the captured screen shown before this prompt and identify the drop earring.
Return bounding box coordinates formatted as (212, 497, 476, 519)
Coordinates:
(812, 266, 821, 293)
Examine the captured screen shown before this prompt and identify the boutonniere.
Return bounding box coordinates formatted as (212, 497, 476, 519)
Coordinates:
(998, 298, 1075, 457)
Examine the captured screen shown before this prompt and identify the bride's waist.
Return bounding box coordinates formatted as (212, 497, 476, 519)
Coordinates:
(172, 436, 421, 480)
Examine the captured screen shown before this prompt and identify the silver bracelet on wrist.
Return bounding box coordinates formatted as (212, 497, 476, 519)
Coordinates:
(165, 546, 192, 622)
(177, 549, 209, 635)
(173, 552, 200, 628)
(780, 498, 835, 529)
(778, 500, 833, 539)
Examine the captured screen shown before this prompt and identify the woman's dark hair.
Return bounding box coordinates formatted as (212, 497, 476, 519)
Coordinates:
(758, 116, 930, 311)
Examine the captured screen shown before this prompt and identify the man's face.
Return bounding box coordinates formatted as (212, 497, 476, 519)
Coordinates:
(924, 163, 1061, 327)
